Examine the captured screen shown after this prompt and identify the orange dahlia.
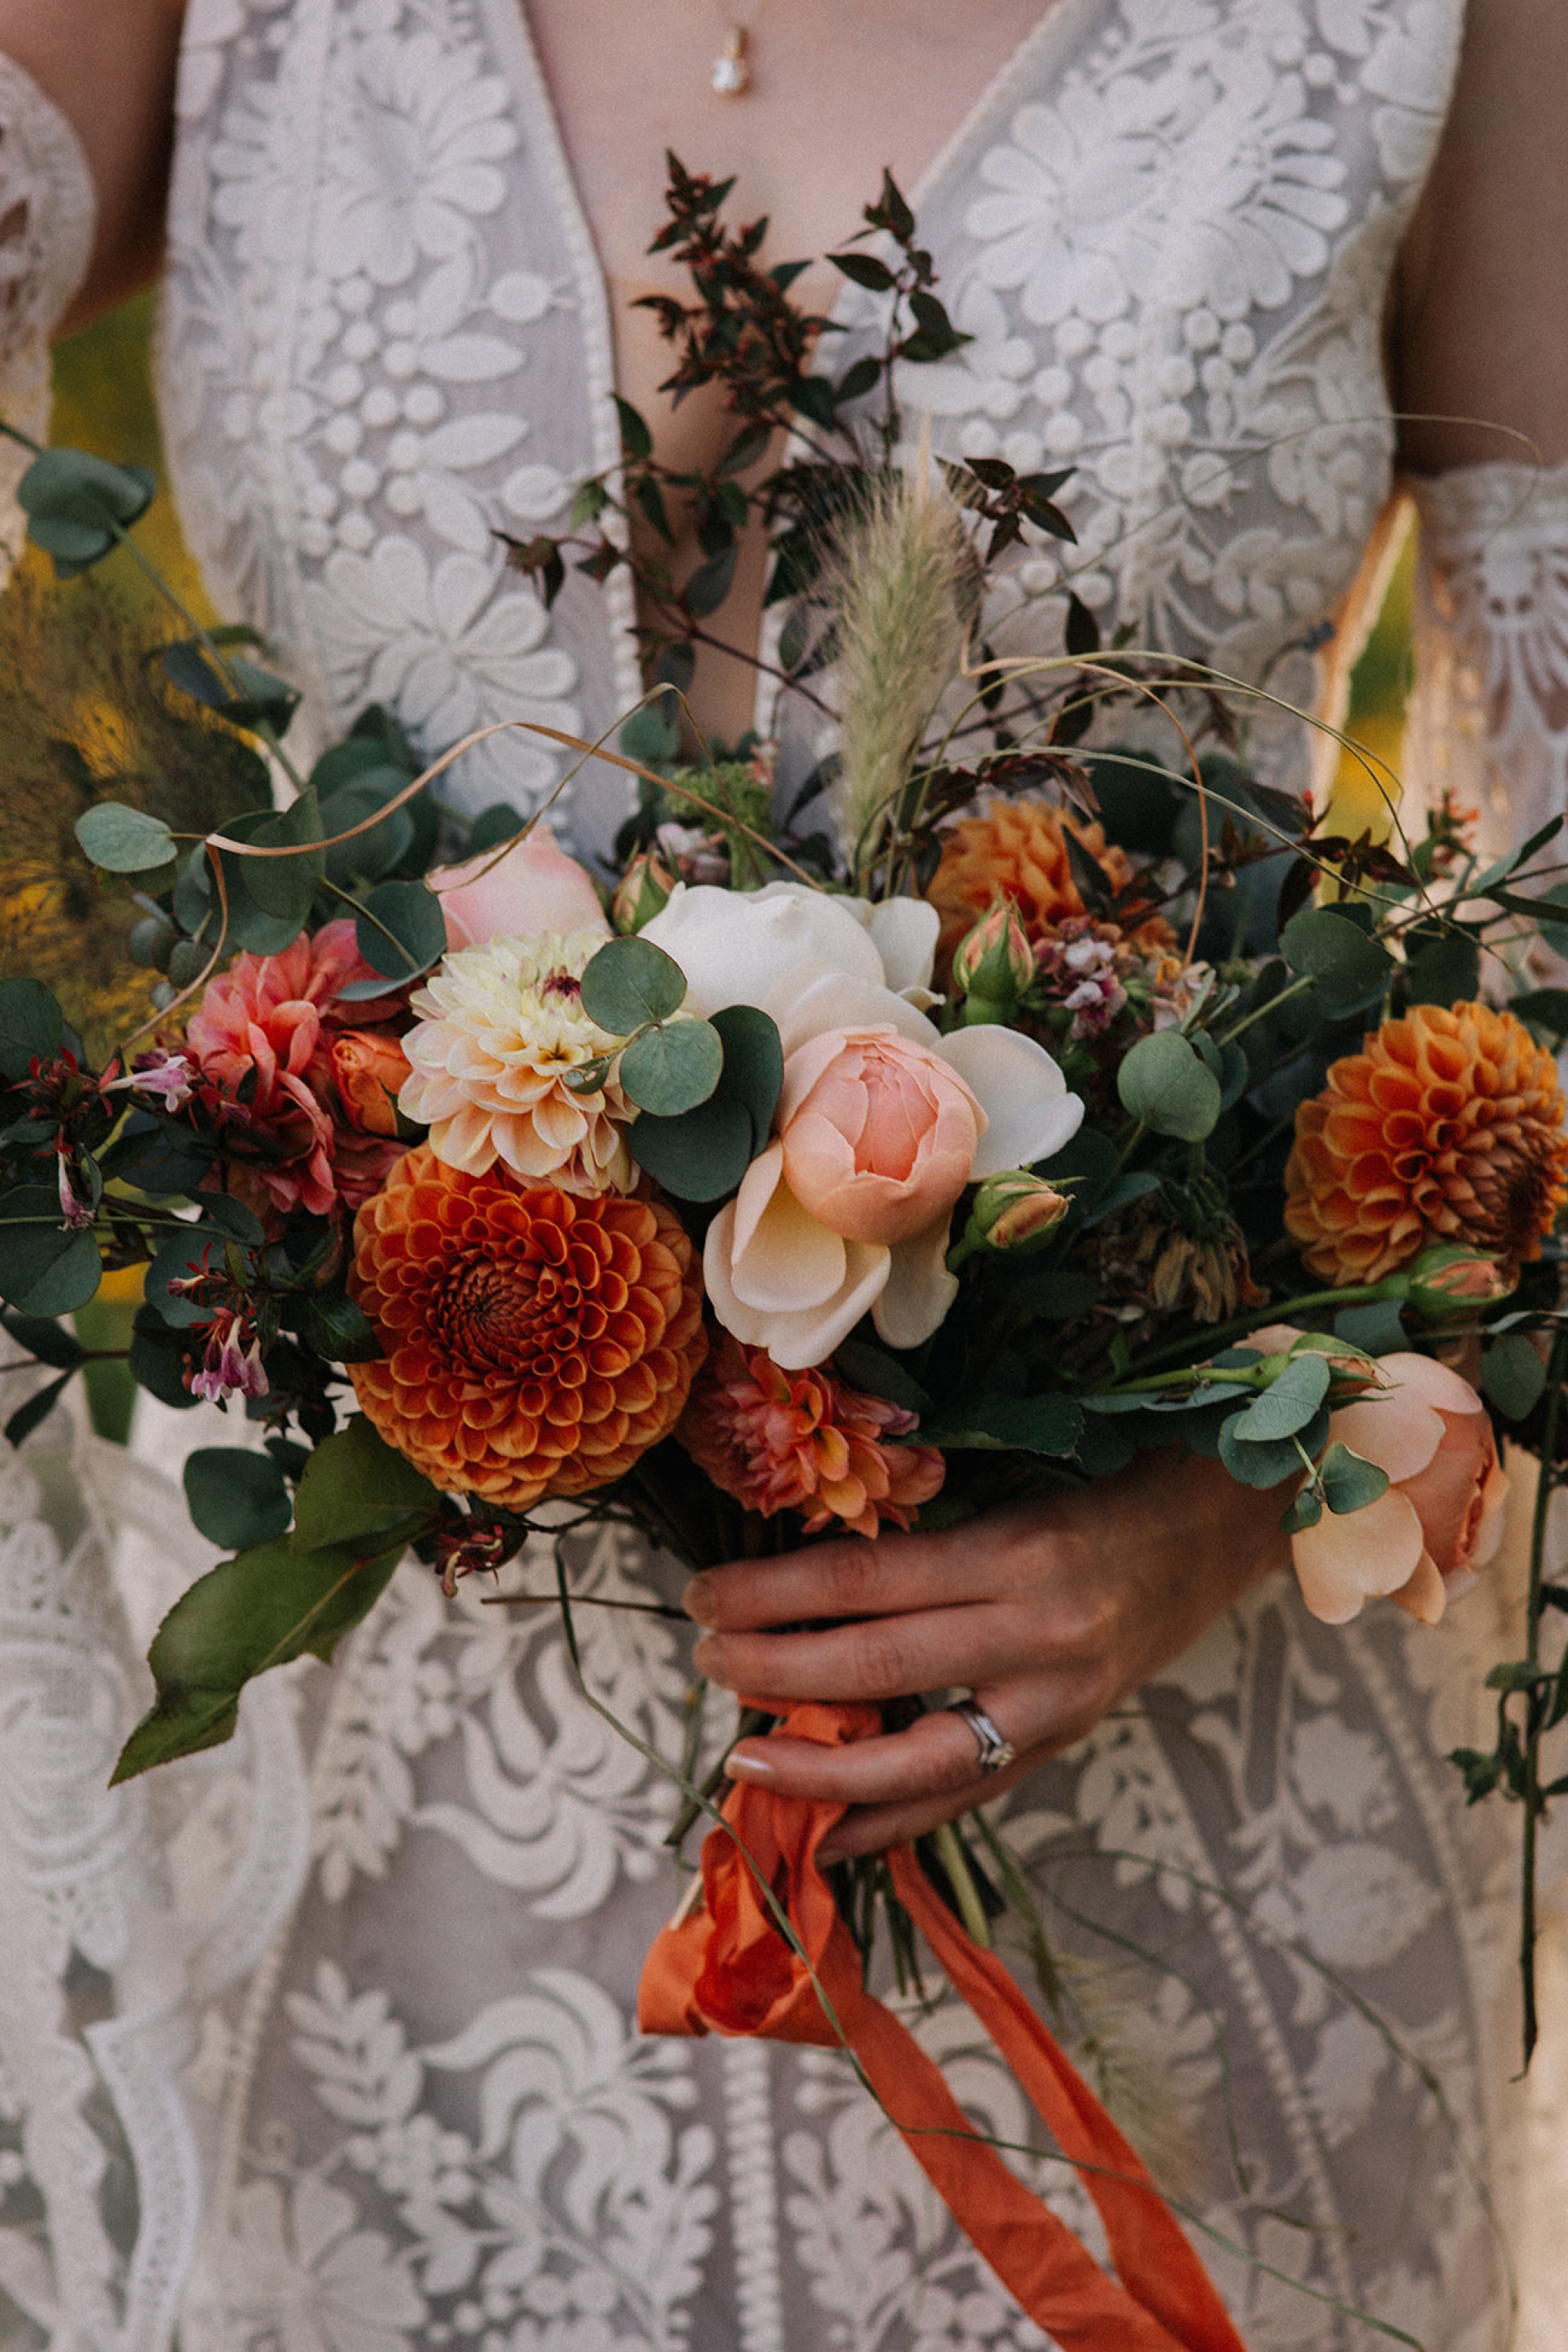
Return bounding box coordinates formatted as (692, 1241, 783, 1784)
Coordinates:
(349, 1146, 706, 1506)
(927, 798, 1171, 962)
(1285, 1001, 1568, 1285)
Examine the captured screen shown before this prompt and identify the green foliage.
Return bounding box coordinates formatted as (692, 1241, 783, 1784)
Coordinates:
(17, 447, 154, 573)
(918, 1392, 1084, 1457)
(0, 980, 64, 1081)
(626, 1004, 783, 1198)
(111, 1534, 405, 1780)
(74, 801, 178, 873)
(581, 935, 687, 1033)
(183, 1446, 293, 1548)
(1481, 1333, 1548, 1421)
(1319, 1440, 1389, 1515)
(162, 638, 300, 736)
(0, 1188, 100, 1316)
(1280, 906, 1392, 1014)
(289, 1416, 441, 1554)
(1116, 1029, 1222, 1142)
(354, 878, 445, 980)
(1225, 1350, 1331, 1442)
(619, 1018, 724, 1116)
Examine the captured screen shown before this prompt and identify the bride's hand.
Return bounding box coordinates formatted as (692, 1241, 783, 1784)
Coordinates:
(684, 1450, 1291, 1859)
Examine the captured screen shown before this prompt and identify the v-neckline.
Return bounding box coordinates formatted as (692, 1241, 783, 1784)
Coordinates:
(474, 0, 1102, 732)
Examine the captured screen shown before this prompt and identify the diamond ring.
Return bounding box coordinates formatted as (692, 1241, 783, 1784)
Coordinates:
(948, 1700, 1016, 1777)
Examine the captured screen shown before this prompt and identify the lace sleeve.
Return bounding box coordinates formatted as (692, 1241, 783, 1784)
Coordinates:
(1406, 459, 1568, 858)
(0, 52, 96, 568)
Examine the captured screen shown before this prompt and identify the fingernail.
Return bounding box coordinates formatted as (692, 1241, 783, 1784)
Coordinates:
(724, 1748, 774, 1780)
(684, 1573, 717, 1624)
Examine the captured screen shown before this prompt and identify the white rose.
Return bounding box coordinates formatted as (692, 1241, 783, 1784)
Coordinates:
(641, 881, 939, 1016)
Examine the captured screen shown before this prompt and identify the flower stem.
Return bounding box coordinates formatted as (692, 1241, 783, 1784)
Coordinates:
(934, 1818, 993, 1951)
(1520, 1327, 1568, 2066)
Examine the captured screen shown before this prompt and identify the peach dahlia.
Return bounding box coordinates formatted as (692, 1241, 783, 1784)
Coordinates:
(1285, 1000, 1568, 1285)
(349, 1146, 706, 1507)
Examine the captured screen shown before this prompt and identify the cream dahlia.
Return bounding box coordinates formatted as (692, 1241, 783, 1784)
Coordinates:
(398, 929, 633, 1195)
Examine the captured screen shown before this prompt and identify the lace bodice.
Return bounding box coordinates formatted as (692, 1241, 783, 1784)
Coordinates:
(3, 5, 1568, 2349)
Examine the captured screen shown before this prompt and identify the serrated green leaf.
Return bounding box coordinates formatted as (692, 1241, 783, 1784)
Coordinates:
(290, 1416, 441, 1554)
(1116, 1029, 1222, 1142)
(619, 1018, 724, 1116)
(74, 802, 178, 874)
(0, 979, 64, 1082)
(580, 935, 686, 1033)
(111, 1535, 405, 1780)
(1226, 1350, 1331, 1441)
(183, 1446, 293, 1548)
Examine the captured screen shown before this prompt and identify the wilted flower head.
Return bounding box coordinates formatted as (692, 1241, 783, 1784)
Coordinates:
(397, 930, 633, 1195)
(680, 1330, 945, 1538)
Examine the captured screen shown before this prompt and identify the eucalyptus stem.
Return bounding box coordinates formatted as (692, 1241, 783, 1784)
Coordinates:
(1119, 1283, 1388, 1377)
(1520, 1329, 1568, 2065)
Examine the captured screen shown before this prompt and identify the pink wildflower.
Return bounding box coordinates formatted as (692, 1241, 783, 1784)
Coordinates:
(189, 1306, 268, 1406)
(679, 1330, 945, 1539)
(55, 1151, 94, 1231)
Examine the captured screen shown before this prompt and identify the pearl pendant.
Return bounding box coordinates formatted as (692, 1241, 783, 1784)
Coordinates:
(711, 27, 751, 96)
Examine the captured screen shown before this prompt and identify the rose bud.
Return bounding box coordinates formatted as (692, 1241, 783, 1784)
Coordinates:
(953, 898, 1034, 1025)
(612, 848, 677, 935)
(328, 1029, 411, 1135)
(969, 1170, 1070, 1254)
(1380, 1245, 1513, 1320)
(430, 825, 607, 950)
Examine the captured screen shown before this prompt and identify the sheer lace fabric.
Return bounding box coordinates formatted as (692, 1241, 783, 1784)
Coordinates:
(0, 56, 93, 561)
(0, 3, 1566, 2347)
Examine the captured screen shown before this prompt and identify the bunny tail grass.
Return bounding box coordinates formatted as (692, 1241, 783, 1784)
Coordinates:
(825, 454, 971, 885)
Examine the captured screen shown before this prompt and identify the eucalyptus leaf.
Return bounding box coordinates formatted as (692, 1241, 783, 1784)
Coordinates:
(162, 639, 300, 735)
(18, 448, 154, 572)
(710, 1004, 783, 1149)
(580, 935, 686, 1033)
(1480, 1332, 1548, 1421)
(355, 879, 445, 980)
(1333, 1299, 1408, 1355)
(0, 1189, 101, 1316)
(74, 802, 178, 874)
(0, 1311, 84, 1372)
(1116, 1029, 1222, 1142)
(626, 1092, 753, 1200)
(183, 1447, 293, 1548)
(619, 1018, 724, 1116)
(1280, 906, 1392, 1012)
(1319, 1440, 1390, 1515)
(232, 789, 326, 920)
(1225, 1350, 1331, 1442)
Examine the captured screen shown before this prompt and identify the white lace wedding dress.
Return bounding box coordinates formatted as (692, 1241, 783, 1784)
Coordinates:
(2, 3, 1568, 2347)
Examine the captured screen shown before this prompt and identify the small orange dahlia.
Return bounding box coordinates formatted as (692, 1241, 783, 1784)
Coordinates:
(927, 798, 1171, 961)
(1285, 1001, 1568, 1285)
(349, 1146, 706, 1506)
(679, 1331, 945, 1538)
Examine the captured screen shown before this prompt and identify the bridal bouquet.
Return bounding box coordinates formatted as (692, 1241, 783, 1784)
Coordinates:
(4, 156, 1568, 2348)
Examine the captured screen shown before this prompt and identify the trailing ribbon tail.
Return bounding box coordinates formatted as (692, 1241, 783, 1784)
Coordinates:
(638, 1698, 1247, 2352)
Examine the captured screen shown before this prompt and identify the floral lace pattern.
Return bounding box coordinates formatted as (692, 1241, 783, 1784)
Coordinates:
(0, 53, 94, 561)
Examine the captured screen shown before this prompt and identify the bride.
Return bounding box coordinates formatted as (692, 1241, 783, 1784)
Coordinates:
(0, 2, 1564, 2345)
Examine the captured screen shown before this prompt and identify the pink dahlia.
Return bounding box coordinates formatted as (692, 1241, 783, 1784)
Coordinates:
(186, 919, 408, 1219)
(679, 1330, 945, 1539)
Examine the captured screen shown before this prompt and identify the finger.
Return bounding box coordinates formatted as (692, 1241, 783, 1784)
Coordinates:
(693, 1602, 1026, 1704)
(724, 1706, 990, 1808)
(818, 1741, 1051, 1860)
(684, 1526, 1022, 1633)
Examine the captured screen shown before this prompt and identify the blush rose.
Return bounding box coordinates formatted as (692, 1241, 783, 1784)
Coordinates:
(429, 825, 606, 949)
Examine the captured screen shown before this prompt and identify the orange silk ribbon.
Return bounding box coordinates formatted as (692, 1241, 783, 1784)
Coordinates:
(639, 1699, 1247, 2352)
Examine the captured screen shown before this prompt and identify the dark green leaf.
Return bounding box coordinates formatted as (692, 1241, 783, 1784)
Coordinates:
(619, 696, 682, 769)
(144, 1229, 223, 1327)
(1116, 1029, 1222, 1142)
(1280, 906, 1392, 1012)
(111, 1535, 405, 1780)
(684, 542, 739, 619)
(355, 879, 445, 980)
(581, 935, 686, 1033)
(830, 1338, 931, 1414)
(1064, 593, 1100, 659)
(919, 1392, 1083, 1457)
(1279, 1486, 1322, 1534)
(612, 396, 653, 461)
(1480, 1332, 1548, 1421)
(1333, 1298, 1408, 1354)
(1218, 1402, 1331, 1487)
(786, 376, 839, 430)
(232, 789, 326, 920)
(710, 1004, 783, 1149)
(183, 1446, 293, 1548)
(162, 640, 300, 734)
(717, 422, 773, 478)
(619, 1018, 724, 1115)
(304, 1290, 382, 1363)
(655, 640, 697, 695)
(1008, 1270, 1099, 1320)
(4, 1371, 74, 1448)
(0, 1311, 84, 1371)
(834, 356, 882, 406)
(1226, 1350, 1331, 1441)
(290, 1415, 441, 1554)
(1080, 1170, 1161, 1229)
(18, 448, 154, 571)
(1403, 931, 1480, 1007)
(1511, 989, 1568, 1041)
(0, 980, 64, 1082)
(1319, 1439, 1390, 1515)
(829, 251, 897, 292)
(128, 1307, 199, 1410)
(626, 1091, 753, 1200)
(0, 1189, 101, 1315)
(465, 804, 525, 858)
(74, 801, 178, 874)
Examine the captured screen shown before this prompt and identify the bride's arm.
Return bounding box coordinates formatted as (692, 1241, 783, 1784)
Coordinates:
(0, 0, 184, 328)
